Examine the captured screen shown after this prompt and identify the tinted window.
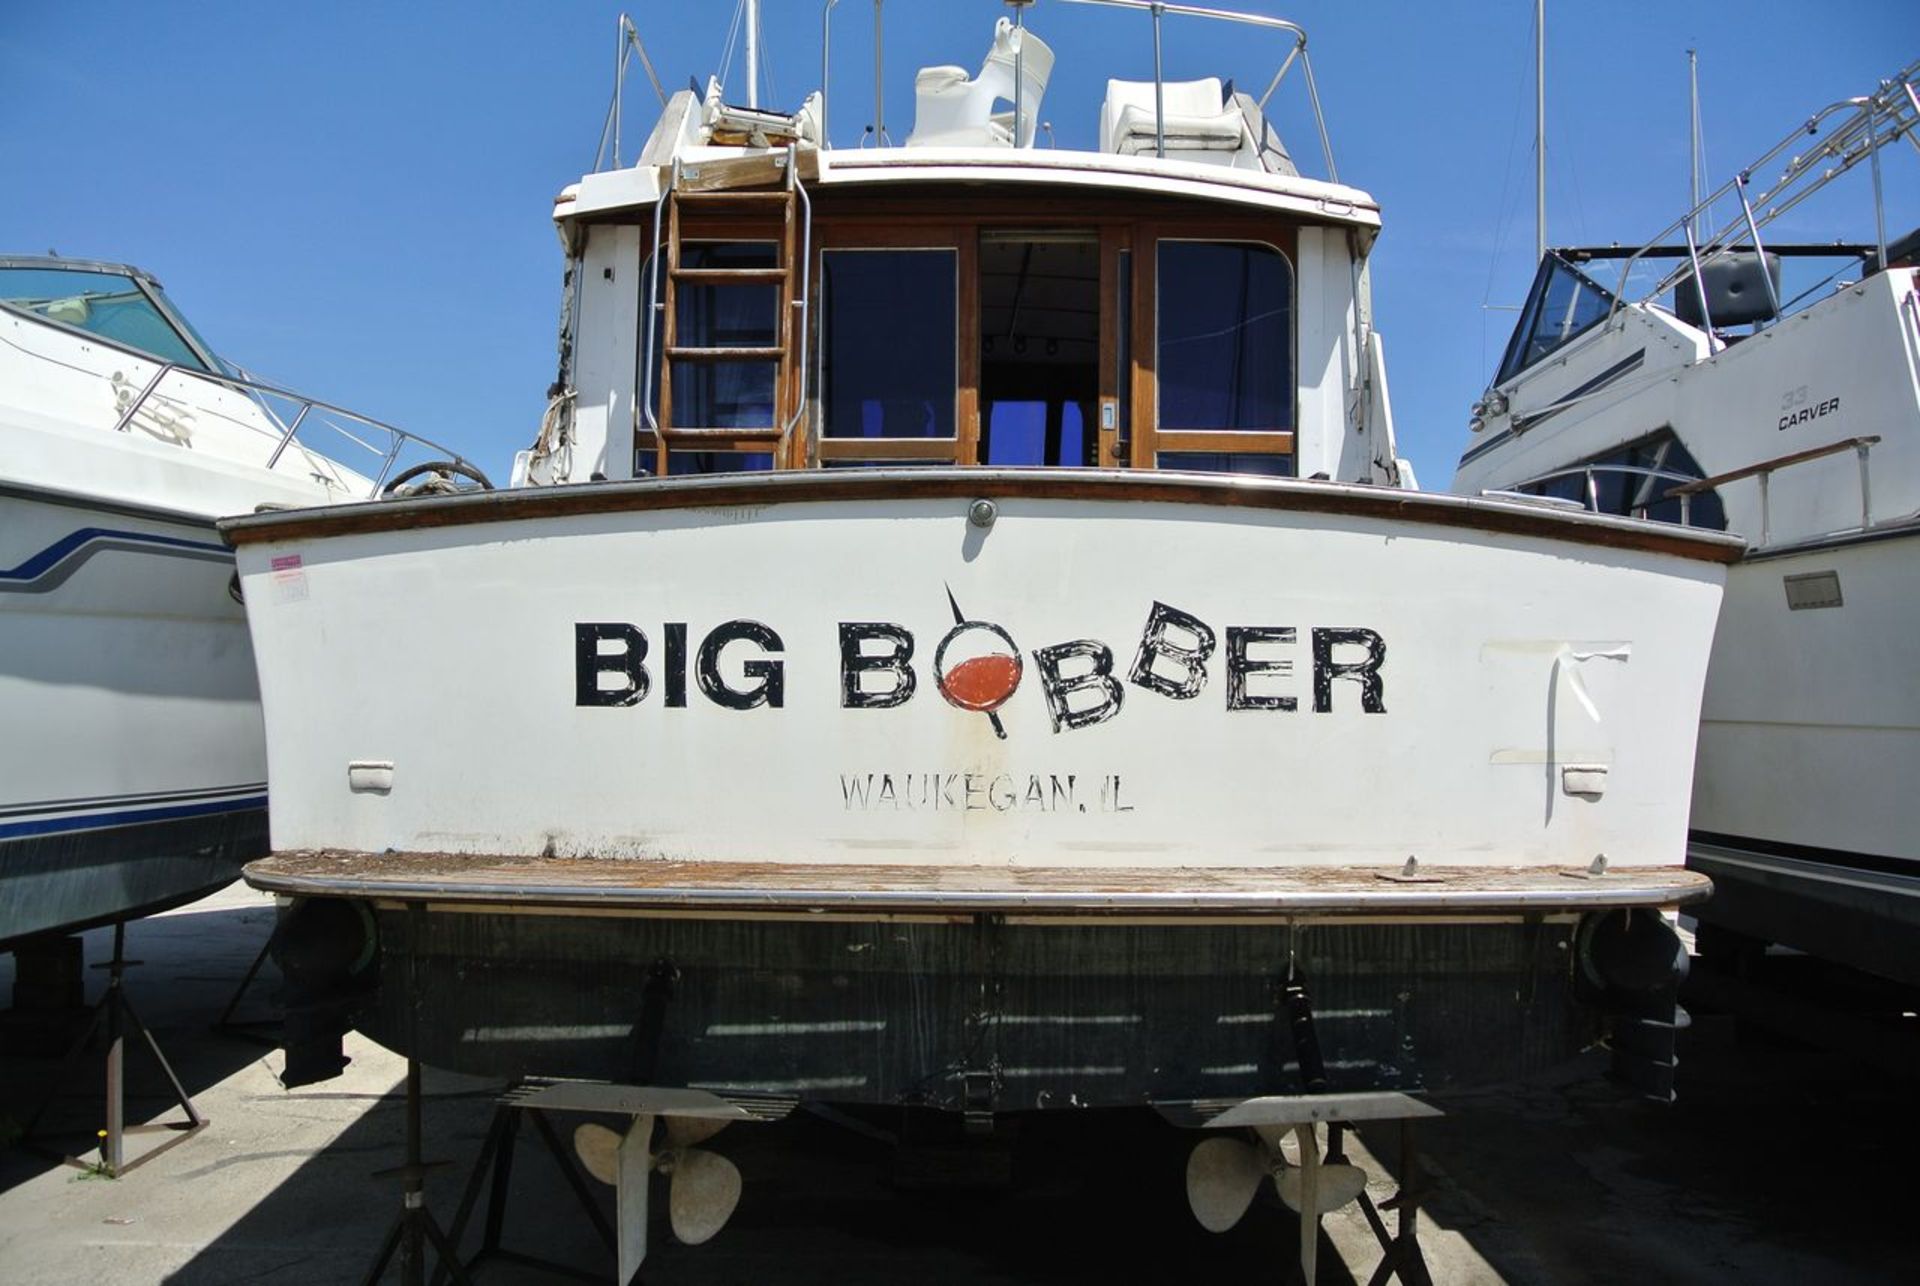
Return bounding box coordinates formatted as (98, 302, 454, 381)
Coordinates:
(1156, 242, 1292, 430)
(1496, 254, 1616, 385)
(1157, 452, 1294, 477)
(821, 250, 956, 441)
(666, 451, 772, 476)
(0, 266, 207, 369)
(1523, 430, 1726, 530)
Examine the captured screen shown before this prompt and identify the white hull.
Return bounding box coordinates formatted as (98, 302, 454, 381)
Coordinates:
(0, 484, 267, 943)
(232, 476, 1729, 877)
(0, 262, 388, 944)
(1694, 529, 1920, 860)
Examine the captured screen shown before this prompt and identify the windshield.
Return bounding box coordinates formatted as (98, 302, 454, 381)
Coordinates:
(1494, 253, 1616, 386)
(0, 265, 211, 371)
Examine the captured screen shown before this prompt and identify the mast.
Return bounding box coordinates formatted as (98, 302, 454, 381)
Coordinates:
(1535, 0, 1546, 264)
(746, 0, 760, 108)
(1688, 49, 1702, 237)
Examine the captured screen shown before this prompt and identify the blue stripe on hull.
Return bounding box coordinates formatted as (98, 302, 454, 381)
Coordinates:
(0, 793, 268, 841)
(0, 525, 231, 594)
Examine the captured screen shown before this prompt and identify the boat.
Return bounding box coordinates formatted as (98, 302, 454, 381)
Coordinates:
(1452, 60, 1920, 987)
(226, 1, 1739, 1271)
(0, 254, 480, 953)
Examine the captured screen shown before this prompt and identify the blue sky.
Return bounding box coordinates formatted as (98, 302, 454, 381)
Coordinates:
(3, 1, 1912, 486)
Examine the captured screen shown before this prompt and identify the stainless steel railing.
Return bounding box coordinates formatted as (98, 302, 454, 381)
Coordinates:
(1496, 464, 1711, 526)
(1058, 0, 1336, 179)
(1603, 60, 1919, 335)
(107, 359, 484, 499)
(1507, 436, 1885, 545)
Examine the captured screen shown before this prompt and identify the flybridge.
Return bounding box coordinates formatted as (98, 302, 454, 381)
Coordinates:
(593, 1, 1340, 176)
(574, 601, 1389, 732)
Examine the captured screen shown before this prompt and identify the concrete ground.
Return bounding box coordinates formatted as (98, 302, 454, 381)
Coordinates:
(0, 884, 1911, 1285)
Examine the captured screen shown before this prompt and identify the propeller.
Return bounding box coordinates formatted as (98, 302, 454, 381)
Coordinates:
(1185, 1123, 1369, 1232)
(575, 1115, 743, 1247)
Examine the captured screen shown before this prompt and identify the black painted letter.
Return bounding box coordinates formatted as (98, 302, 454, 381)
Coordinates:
(575, 623, 649, 707)
(663, 622, 689, 708)
(840, 622, 917, 709)
(1129, 601, 1216, 699)
(1033, 640, 1124, 733)
(697, 621, 786, 710)
(1226, 626, 1298, 711)
(1311, 628, 1387, 713)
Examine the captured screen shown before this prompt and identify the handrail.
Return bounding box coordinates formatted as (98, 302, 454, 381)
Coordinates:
(778, 145, 814, 453)
(1056, 0, 1336, 181)
(1503, 462, 1708, 525)
(100, 355, 483, 500)
(1603, 60, 1919, 329)
(1664, 435, 1883, 498)
(1667, 435, 1883, 546)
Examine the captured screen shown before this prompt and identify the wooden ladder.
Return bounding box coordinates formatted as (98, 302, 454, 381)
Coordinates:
(644, 148, 813, 475)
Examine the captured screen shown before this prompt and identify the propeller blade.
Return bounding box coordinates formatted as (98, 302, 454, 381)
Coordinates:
(574, 1122, 626, 1187)
(667, 1148, 743, 1245)
(1277, 1162, 1369, 1215)
(1186, 1136, 1266, 1233)
(665, 1115, 731, 1149)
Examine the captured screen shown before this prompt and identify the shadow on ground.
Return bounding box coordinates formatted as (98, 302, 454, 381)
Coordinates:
(164, 1095, 1351, 1286)
(0, 898, 282, 1198)
(1360, 1015, 1915, 1286)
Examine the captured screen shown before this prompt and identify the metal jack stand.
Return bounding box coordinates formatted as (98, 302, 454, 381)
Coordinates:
(211, 922, 282, 1046)
(431, 1090, 617, 1285)
(1348, 1117, 1433, 1286)
(362, 1059, 475, 1286)
(19, 922, 207, 1177)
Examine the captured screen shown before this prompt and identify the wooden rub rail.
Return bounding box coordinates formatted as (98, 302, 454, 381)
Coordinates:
(219, 469, 1749, 565)
(244, 851, 1713, 917)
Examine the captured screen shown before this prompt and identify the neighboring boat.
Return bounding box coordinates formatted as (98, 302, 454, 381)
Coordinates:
(0, 255, 479, 951)
(227, 3, 1737, 1266)
(1453, 61, 1920, 986)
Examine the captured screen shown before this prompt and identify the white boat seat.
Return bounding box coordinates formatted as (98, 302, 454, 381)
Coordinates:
(1101, 78, 1252, 162)
(906, 18, 1054, 149)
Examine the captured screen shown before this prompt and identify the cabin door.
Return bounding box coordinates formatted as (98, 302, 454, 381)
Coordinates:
(976, 231, 1103, 467)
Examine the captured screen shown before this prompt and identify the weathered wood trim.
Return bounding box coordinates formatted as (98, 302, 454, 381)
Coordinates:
(219, 468, 1746, 564)
(244, 851, 1712, 917)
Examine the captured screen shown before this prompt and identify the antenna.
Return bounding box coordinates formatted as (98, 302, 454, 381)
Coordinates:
(1688, 49, 1703, 238)
(821, 0, 841, 148)
(1535, 0, 1546, 263)
(872, 0, 888, 145)
(746, 0, 760, 109)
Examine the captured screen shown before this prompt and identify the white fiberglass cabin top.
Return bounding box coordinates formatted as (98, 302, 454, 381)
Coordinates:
(225, 11, 1739, 1271)
(0, 255, 479, 948)
(1453, 60, 1920, 987)
(523, 2, 1403, 490)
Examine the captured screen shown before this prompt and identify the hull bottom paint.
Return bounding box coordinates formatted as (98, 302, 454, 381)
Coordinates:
(340, 911, 1592, 1106)
(1689, 833, 1920, 987)
(0, 806, 265, 948)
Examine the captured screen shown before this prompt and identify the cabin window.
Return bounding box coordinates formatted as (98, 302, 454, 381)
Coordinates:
(0, 266, 208, 371)
(1155, 242, 1292, 433)
(1495, 253, 1616, 386)
(1157, 452, 1292, 476)
(1520, 429, 1726, 530)
(819, 249, 957, 459)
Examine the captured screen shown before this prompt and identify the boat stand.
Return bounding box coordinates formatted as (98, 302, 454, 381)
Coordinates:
(211, 924, 282, 1046)
(1168, 959, 1441, 1284)
(17, 922, 207, 1177)
(361, 1058, 474, 1286)
(1341, 1117, 1433, 1286)
(429, 1091, 617, 1285)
